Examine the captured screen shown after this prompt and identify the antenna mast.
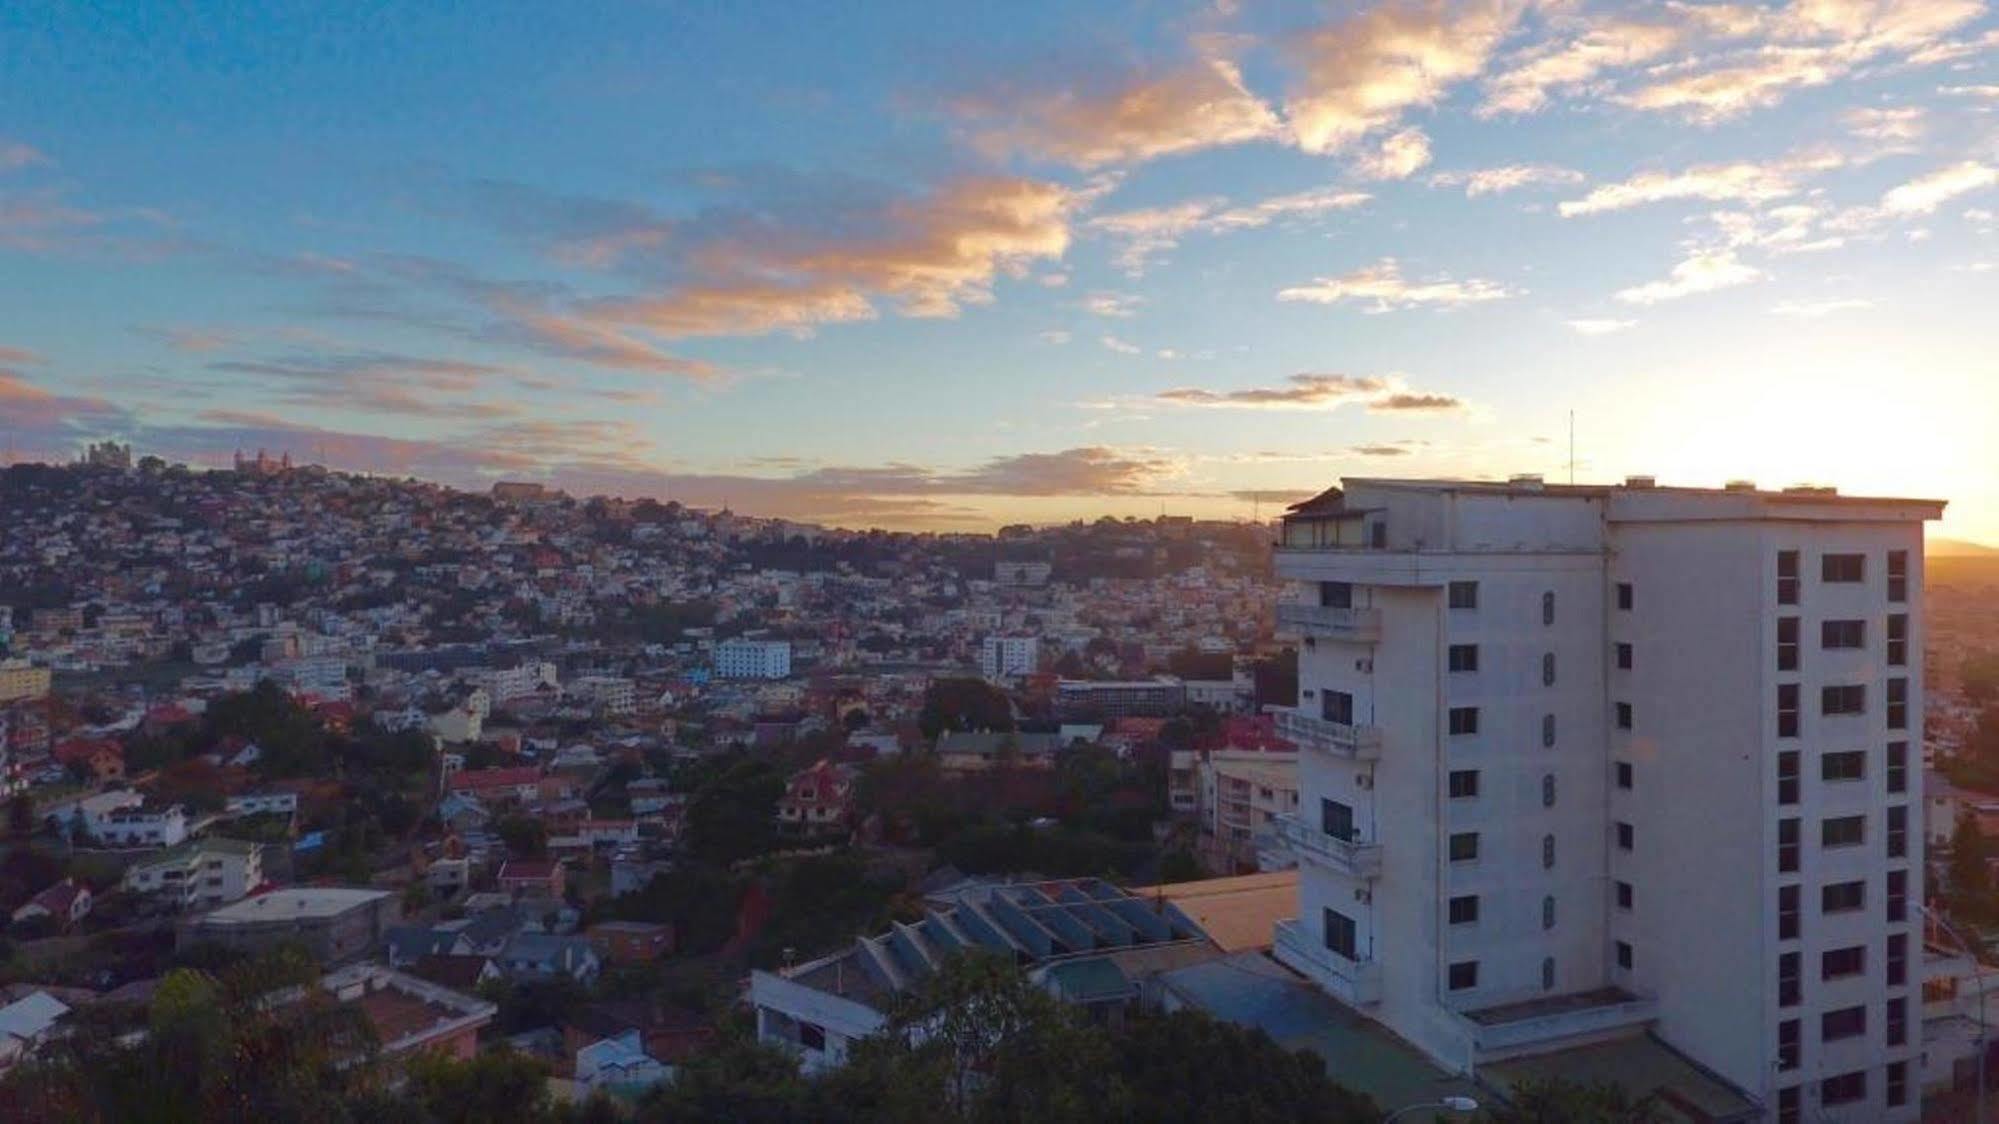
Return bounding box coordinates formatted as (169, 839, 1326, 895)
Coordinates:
(1568, 411, 1576, 485)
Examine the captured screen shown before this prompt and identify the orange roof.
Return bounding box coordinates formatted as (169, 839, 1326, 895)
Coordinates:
(1130, 870, 1298, 953)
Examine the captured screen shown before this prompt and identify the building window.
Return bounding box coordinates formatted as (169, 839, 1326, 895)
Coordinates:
(1821, 945, 1865, 980)
(1887, 678, 1907, 730)
(1542, 834, 1557, 869)
(1821, 619, 1865, 649)
(1778, 884, 1799, 940)
(1449, 833, 1479, 862)
(1778, 550, 1800, 605)
(1887, 549, 1908, 602)
(1323, 690, 1355, 725)
(1323, 908, 1358, 959)
(1778, 751, 1799, 805)
(1616, 761, 1633, 790)
(1542, 591, 1556, 625)
(1888, 933, 1908, 986)
(1821, 750, 1864, 783)
(1447, 961, 1479, 991)
(1822, 553, 1865, 583)
(1887, 996, 1908, 1047)
(1821, 1071, 1865, 1107)
(1321, 798, 1355, 840)
(1777, 616, 1800, 671)
(1779, 818, 1799, 872)
(1541, 957, 1555, 991)
(1616, 582, 1634, 610)
(1615, 702, 1633, 730)
(1448, 770, 1479, 800)
(1448, 644, 1479, 673)
(1777, 1019, 1799, 1071)
(1887, 868, 1908, 922)
(1778, 683, 1800, 738)
(1615, 822, 1633, 851)
(1820, 1006, 1866, 1042)
(1542, 774, 1556, 807)
(1449, 707, 1480, 736)
(1886, 806, 1907, 859)
(1370, 521, 1388, 549)
(1616, 642, 1633, 670)
(1542, 895, 1556, 930)
(1448, 895, 1479, 925)
(1822, 880, 1865, 913)
(1887, 742, 1908, 793)
(1822, 815, 1865, 849)
(1777, 1086, 1800, 1124)
(1542, 713, 1557, 748)
(1321, 581, 1354, 608)
(1779, 951, 1801, 1007)
(1887, 613, 1908, 666)
(1448, 581, 1479, 610)
(1615, 941, 1633, 969)
(1541, 652, 1556, 686)
(1821, 685, 1865, 716)
(1616, 881, 1633, 909)
(1887, 1060, 1908, 1107)
(798, 1021, 827, 1051)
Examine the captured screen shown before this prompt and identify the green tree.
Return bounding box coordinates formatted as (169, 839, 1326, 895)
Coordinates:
(1111, 1009, 1377, 1123)
(1950, 809, 1994, 923)
(1966, 650, 1999, 708)
(495, 815, 548, 858)
(918, 678, 1015, 739)
(638, 1027, 815, 1123)
(391, 1047, 557, 1123)
(682, 754, 785, 865)
(1479, 1078, 1663, 1123)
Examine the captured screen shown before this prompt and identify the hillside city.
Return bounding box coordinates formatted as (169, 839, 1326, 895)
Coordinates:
(0, 449, 1996, 1123)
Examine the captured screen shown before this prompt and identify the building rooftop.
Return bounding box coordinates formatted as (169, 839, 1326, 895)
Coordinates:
(1481, 1033, 1758, 1123)
(198, 886, 390, 923)
(1130, 871, 1297, 953)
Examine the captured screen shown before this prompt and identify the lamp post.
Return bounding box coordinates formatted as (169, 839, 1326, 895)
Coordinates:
(1383, 1096, 1480, 1123)
(1928, 906, 1988, 1123)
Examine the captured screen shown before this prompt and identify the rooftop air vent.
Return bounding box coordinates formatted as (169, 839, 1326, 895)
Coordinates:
(1783, 484, 1838, 496)
(1623, 475, 1656, 489)
(1509, 473, 1545, 489)
(1724, 480, 1758, 492)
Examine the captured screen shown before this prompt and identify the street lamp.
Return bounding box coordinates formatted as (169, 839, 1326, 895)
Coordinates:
(1928, 906, 1988, 1124)
(1383, 1096, 1480, 1122)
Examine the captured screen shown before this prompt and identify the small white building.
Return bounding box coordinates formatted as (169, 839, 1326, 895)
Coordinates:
(124, 838, 265, 909)
(716, 638, 791, 680)
(96, 803, 189, 848)
(978, 635, 1039, 681)
(226, 790, 300, 818)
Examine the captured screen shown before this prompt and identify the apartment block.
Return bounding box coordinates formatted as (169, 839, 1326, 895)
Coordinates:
(1270, 476, 1939, 1123)
(715, 638, 792, 680)
(978, 635, 1040, 681)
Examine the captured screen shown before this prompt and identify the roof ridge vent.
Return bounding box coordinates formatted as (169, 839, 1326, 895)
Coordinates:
(1623, 475, 1656, 489)
(1724, 479, 1758, 492)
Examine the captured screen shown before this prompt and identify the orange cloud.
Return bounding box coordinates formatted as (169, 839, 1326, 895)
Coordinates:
(1286, 1, 1523, 155)
(965, 57, 1280, 168)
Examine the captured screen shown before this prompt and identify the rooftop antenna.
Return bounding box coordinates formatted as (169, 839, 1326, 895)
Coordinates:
(1567, 410, 1576, 486)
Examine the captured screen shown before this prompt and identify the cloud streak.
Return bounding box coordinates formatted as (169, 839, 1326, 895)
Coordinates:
(1277, 259, 1514, 311)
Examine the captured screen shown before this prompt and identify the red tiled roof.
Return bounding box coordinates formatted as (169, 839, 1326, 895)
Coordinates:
(447, 766, 540, 792)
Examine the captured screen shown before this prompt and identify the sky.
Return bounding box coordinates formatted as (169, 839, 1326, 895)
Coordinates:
(2, 1, 1996, 539)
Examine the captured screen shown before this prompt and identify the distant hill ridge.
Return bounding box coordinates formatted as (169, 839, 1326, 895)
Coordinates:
(1932, 538, 1998, 556)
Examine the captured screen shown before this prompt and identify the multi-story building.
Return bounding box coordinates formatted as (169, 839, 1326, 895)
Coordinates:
(716, 638, 791, 680)
(1270, 476, 1939, 1123)
(124, 838, 265, 910)
(978, 635, 1039, 681)
(1196, 751, 1299, 874)
(1054, 677, 1187, 719)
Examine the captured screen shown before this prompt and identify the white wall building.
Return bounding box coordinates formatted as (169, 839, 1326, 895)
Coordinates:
(978, 635, 1039, 681)
(124, 838, 265, 910)
(1271, 476, 1939, 1124)
(716, 638, 791, 680)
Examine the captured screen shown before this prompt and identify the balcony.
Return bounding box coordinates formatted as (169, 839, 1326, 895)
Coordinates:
(1276, 603, 1381, 641)
(1272, 814, 1382, 880)
(1455, 988, 1658, 1060)
(1273, 918, 1382, 1006)
(1275, 710, 1383, 760)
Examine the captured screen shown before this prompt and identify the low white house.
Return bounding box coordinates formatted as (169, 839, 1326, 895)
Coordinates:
(96, 803, 189, 848)
(226, 790, 300, 818)
(123, 838, 264, 909)
(575, 1028, 673, 1093)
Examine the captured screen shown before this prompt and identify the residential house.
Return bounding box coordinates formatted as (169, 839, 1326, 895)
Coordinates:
(0, 991, 69, 1070)
(96, 803, 189, 848)
(446, 765, 541, 807)
(496, 859, 565, 900)
(777, 759, 856, 838)
(180, 887, 398, 966)
(9, 880, 91, 932)
(497, 931, 601, 984)
(575, 1029, 673, 1095)
(318, 964, 495, 1063)
(933, 730, 1062, 773)
(124, 838, 265, 910)
(588, 920, 674, 965)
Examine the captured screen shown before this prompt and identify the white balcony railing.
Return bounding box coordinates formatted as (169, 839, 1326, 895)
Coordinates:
(1273, 918, 1383, 1006)
(1272, 814, 1383, 880)
(1275, 603, 1382, 640)
(1275, 709, 1383, 760)
(1455, 994, 1659, 1058)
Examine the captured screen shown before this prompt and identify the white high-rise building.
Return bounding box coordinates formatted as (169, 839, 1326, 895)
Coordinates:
(1270, 476, 1939, 1123)
(979, 635, 1039, 681)
(716, 638, 792, 680)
